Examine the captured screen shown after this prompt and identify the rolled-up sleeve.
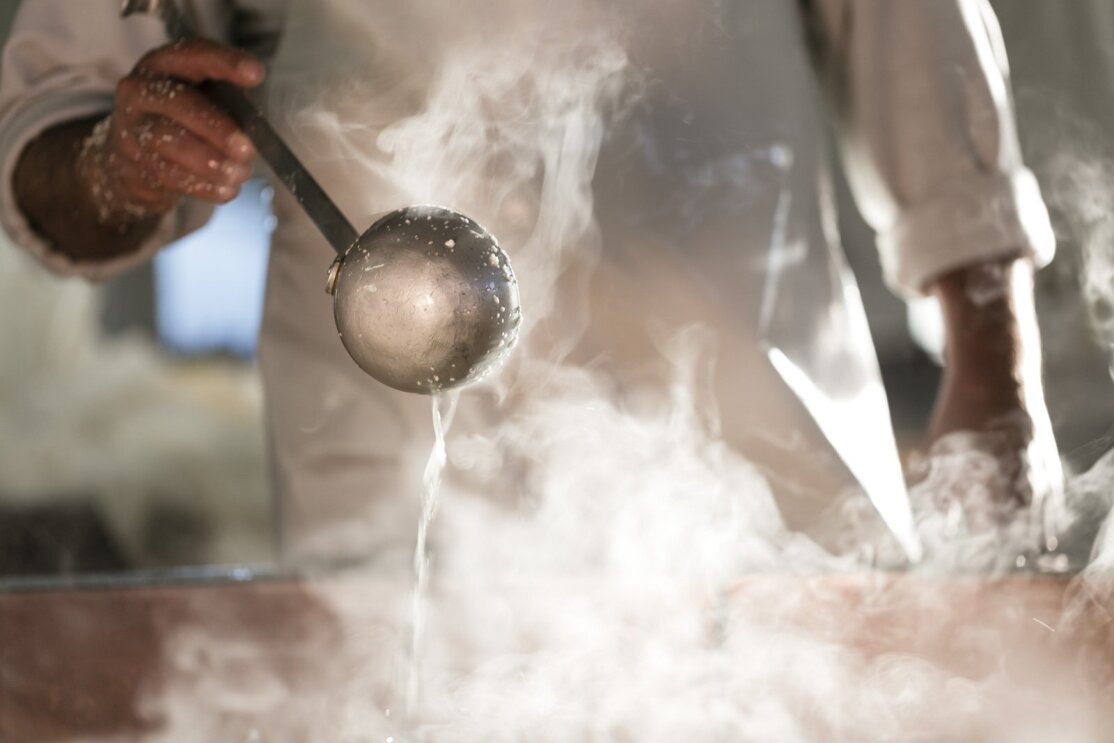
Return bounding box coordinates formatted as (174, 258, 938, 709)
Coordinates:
(0, 1, 215, 281)
(807, 0, 1055, 297)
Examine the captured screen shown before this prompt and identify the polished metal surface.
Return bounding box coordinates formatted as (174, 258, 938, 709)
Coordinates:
(330, 206, 521, 394)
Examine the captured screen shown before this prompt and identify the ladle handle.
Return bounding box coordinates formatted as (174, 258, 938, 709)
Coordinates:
(120, 0, 359, 255)
(198, 81, 360, 254)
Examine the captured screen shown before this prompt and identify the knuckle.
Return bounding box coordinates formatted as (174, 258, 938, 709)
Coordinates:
(149, 38, 197, 60)
(191, 112, 237, 145)
(207, 117, 237, 140)
(165, 38, 195, 53)
(172, 38, 212, 53)
(134, 41, 182, 73)
(150, 140, 182, 164)
(134, 48, 160, 71)
(116, 135, 144, 161)
(150, 121, 186, 149)
(167, 38, 235, 66)
(115, 75, 140, 101)
(139, 78, 190, 109)
(120, 174, 150, 195)
(141, 161, 164, 184)
(175, 93, 217, 123)
(141, 168, 164, 190)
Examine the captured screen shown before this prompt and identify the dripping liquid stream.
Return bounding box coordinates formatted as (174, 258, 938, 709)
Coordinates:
(404, 390, 460, 733)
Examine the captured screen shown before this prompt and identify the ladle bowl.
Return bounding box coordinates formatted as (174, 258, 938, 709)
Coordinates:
(327, 206, 520, 393)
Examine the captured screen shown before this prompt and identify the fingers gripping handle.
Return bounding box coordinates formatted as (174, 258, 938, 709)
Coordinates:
(196, 83, 361, 256)
(120, 0, 360, 255)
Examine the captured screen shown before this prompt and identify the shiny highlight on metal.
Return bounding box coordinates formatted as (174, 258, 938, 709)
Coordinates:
(328, 206, 521, 394)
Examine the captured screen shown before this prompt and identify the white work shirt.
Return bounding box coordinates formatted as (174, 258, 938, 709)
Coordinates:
(0, 0, 1055, 563)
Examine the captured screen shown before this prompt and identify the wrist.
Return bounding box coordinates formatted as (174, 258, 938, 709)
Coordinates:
(13, 116, 165, 262)
(934, 259, 1037, 367)
(76, 117, 166, 231)
(929, 256, 1045, 436)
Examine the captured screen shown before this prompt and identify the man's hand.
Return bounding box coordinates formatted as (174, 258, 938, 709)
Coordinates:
(13, 39, 264, 262)
(923, 257, 1063, 531)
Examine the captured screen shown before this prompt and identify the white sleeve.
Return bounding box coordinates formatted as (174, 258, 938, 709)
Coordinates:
(808, 0, 1055, 297)
(0, 0, 217, 282)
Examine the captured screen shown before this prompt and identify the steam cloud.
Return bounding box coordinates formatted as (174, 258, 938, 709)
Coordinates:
(134, 8, 1114, 743)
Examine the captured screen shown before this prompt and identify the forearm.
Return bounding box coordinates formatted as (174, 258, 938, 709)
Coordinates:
(928, 255, 1045, 438)
(12, 116, 161, 264)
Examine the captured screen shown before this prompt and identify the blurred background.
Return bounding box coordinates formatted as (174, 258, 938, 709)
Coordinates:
(0, 2, 275, 578)
(1, 0, 1112, 582)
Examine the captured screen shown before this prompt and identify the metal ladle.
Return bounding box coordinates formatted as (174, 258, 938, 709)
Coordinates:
(121, 0, 521, 394)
